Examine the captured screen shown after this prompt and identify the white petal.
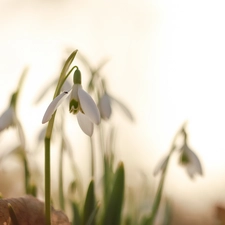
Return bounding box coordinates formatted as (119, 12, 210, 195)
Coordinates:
(186, 164, 196, 178)
(70, 84, 79, 101)
(78, 87, 100, 124)
(42, 91, 70, 124)
(180, 143, 203, 178)
(77, 112, 93, 136)
(0, 107, 15, 132)
(98, 94, 112, 120)
(187, 149, 203, 176)
(153, 155, 169, 176)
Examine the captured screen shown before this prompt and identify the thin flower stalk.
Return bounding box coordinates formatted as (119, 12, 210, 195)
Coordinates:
(90, 137, 95, 179)
(44, 50, 78, 225)
(149, 123, 186, 225)
(59, 138, 65, 210)
(43, 50, 101, 225)
(149, 148, 174, 225)
(58, 110, 66, 211)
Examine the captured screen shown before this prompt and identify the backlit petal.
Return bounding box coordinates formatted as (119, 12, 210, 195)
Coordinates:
(98, 94, 112, 120)
(180, 143, 203, 178)
(187, 148, 203, 176)
(78, 87, 100, 124)
(77, 112, 93, 136)
(0, 107, 15, 131)
(42, 91, 70, 124)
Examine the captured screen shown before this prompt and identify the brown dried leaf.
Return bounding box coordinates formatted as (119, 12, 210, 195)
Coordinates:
(215, 205, 225, 225)
(0, 195, 70, 225)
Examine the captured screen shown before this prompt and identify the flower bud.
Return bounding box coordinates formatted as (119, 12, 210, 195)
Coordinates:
(73, 68, 81, 84)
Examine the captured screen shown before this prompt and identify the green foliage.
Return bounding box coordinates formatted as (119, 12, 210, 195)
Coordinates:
(0, 51, 203, 225)
(71, 202, 81, 225)
(101, 162, 125, 225)
(83, 179, 96, 225)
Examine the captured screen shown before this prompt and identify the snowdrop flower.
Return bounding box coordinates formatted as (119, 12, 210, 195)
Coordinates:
(179, 142, 203, 179)
(42, 68, 100, 137)
(98, 92, 134, 121)
(0, 106, 16, 132)
(98, 93, 112, 120)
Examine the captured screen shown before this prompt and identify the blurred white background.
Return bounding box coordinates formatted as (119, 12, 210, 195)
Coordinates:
(1, 0, 225, 223)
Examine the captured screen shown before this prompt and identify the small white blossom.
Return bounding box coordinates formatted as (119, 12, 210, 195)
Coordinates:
(98, 93, 134, 121)
(98, 93, 112, 120)
(153, 143, 203, 179)
(179, 143, 203, 179)
(42, 84, 100, 137)
(0, 106, 16, 132)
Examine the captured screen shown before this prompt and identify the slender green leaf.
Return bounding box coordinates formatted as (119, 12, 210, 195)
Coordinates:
(71, 201, 81, 225)
(83, 179, 95, 225)
(102, 161, 125, 225)
(55, 50, 78, 98)
(86, 202, 100, 225)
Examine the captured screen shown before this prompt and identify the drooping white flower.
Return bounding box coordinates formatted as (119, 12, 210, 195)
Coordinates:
(179, 143, 203, 179)
(98, 93, 112, 120)
(42, 68, 100, 137)
(0, 106, 16, 132)
(98, 92, 134, 121)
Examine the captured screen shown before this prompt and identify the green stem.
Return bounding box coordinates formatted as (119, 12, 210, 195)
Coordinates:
(90, 137, 95, 178)
(98, 125, 105, 156)
(54, 51, 78, 98)
(45, 113, 56, 225)
(16, 119, 30, 194)
(23, 155, 30, 194)
(149, 154, 171, 225)
(149, 123, 186, 225)
(98, 125, 109, 208)
(59, 139, 65, 210)
(12, 68, 30, 195)
(55, 65, 77, 96)
(45, 136, 51, 225)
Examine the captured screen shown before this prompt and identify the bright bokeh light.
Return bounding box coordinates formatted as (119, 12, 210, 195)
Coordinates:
(1, 0, 225, 223)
